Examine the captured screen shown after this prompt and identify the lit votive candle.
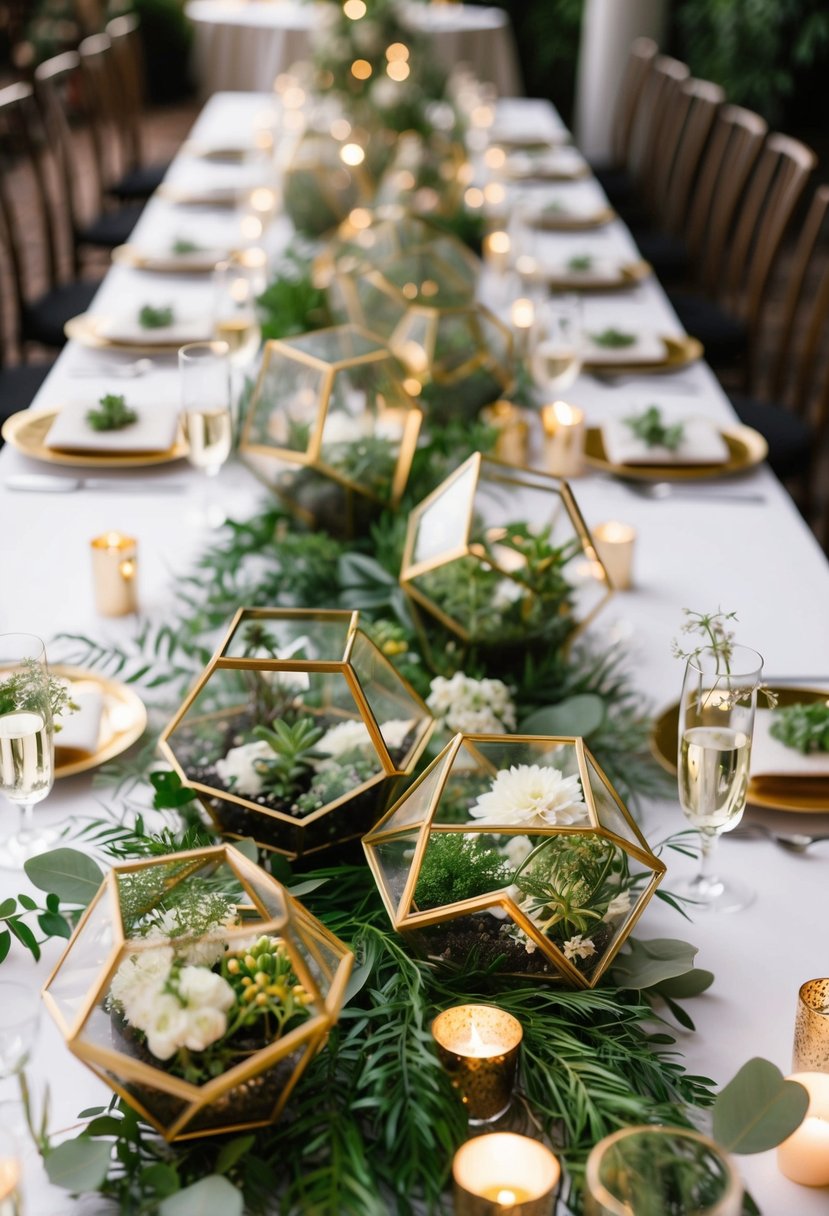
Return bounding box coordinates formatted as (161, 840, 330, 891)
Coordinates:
(480, 401, 529, 466)
(591, 521, 636, 590)
(510, 297, 535, 356)
(777, 1072, 829, 1187)
(453, 1132, 560, 1216)
(90, 531, 138, 616)
(432, 1004, 522, 1123)
(484, 230, 511, 275)
(541, 401, 585, 478)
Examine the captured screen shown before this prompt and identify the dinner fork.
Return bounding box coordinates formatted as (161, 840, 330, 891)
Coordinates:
(621, 481, 767, 504)
(730, 825, 829, 853)
(68, 358, 156, 379)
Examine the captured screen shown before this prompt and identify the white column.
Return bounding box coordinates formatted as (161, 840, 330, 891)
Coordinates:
(573, 0, 669, 164)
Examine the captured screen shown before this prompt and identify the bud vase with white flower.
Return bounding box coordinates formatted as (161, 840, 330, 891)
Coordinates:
(364, 734, 665, 989)
(160, 608, 434, 860)
(43, 845, 354, 1141)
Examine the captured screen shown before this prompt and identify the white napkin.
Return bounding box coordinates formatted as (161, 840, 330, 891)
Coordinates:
(750, 705, 829, 780)
(584, 330, 668, 366)
(55, 685, 104, 754)
(46, 399, 180, 453)
(602, 413, 730, 466)
(97, 313, 214, 345)
(504, 148, 587, 180)
(541, 257, 626, 284)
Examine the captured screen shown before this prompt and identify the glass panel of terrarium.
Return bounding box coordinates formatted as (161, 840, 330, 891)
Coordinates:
(223, 614, 352, 664)
(247, 353, 325, 452)
(116, 856, 218, 937)
(369, 829, 422, 913)
(377, 748, 453, 833)
(184, 1044, 310, 1133)
(104, 1069, 190, 1129)
(351, 274, 405, 339)
(411, 458, 477, 566)
(44, 888, 115, 1033)
(348, 632, 429, 769)
(411, 827, 514, 912)
(232, 860, 288, 924)
(289, 907, 345, 992)
(583, 753, 641, 847)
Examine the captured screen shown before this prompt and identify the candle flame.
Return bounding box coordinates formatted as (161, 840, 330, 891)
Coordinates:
(466, 1015, 488, 1058)
(496, 1190, 517, 1206)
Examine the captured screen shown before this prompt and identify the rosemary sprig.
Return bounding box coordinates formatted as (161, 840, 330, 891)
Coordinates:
(567, 254, 593, 272)
(85, 393, 138, 432)
(590, 327, 637, 348)
(172, 239, 202, 254)
(138, 304, 175, 329)
(624, 405, 685, 451)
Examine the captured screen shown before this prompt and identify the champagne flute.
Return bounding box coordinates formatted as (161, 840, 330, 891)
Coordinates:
(179, 340, 233, 529)
(529, 295, 583, 398)
(213, 249, 266, 368)
(585, 1126, 743, 1216)
(676, 643, 763, 912)
(0, 634, 57, 867)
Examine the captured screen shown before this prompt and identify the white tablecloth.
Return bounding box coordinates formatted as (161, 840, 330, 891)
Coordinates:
(1, 92, 828, 1214)
(185, 1, 523, 98)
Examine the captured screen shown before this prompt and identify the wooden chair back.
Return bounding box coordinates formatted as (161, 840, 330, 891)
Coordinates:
(631, 55, 690, 200)
(105, 13, 146, 172)
(658, 78, 724, 234)
(77, 33, 123, 190)
(610, 37, 658, 167)
(694, 106, 767, 291)
(768, 186, 829, 407)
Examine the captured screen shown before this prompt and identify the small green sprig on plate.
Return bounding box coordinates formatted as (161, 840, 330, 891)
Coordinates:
(567, 254, 594, 272)
(770, 701, 829, 753)
(85, 393, 138, 432)
(624, 404, 685, 451)
(171, 238, 202, 254)
(591, 327, 637, 348)
(138, 304, 174, 329)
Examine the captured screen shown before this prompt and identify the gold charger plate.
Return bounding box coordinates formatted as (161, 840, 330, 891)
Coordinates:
(112, 244, 230, 274)
(584, 424, 767, 481)
(1, 407, 188, 468)
(543, 259, 652, 292)
(155, 183, 241, 207)
(53, 665, 147, 779)
(583, 334, 704, 375)
(64, 313, 210, 355)
(650, 686, 829, 813)
(502, 162, 590, 183)
(528, 205, 616, 232)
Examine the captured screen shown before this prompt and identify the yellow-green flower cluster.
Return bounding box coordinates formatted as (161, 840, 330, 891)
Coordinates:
(222, 935, 313, 1033)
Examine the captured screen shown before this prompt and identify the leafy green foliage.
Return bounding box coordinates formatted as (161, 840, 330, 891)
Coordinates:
(515, 835, 628, 943)
(567, 254, 593, 271)
(85, 393, 138, 432)
(712, 1058, 809, 1154)
(252, 717, 324, 800)
(172, 239, 201, 254)
(139, 304, 174, 329)
(413, 834, 513, 909)
(256, 253, 331, 341)
(0, 659, 73, 720)
(624, 405, 685, 452)
(590, 327, 637, 348)
(770, 700, 829, 753)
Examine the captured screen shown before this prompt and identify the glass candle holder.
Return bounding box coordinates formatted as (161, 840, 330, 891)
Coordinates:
(541, 401, 585, 478)
(585, 1126, 743, 1216)
(432, 1005, 522, 1123)
(90, 532, 138, 616)
(793, 978, 829, 1073)
(453, 1133, 560, 1215)
(777, 1072, 829, 1187)
(591, 522, 636, 590)
(480, 401, 529, 466)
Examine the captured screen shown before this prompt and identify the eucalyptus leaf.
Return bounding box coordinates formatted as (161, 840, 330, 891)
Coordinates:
(656, 968, 715, 998)
(215, 1135, 255, 1175)
(229, 837, 259, 863)
(519, 693, 606, 738)
(159, 1174, 244, 1216)
(713, 1058, 809, 1154)
(287, 877, 329, 897)
(24, 849, 104, 905)
(611, 938, 699, 989)
(45, 1137, 113, 1192)
(141, 1162, 180, 1197)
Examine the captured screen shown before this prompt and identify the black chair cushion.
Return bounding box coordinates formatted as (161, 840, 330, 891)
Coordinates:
(21, 279, 101, 349)
(108, 161, 170, 201)
(668, 292, 748, 366)
(629, 228, 690, 285)
(593, 165, 634, 206)
(0, 362, 55, 439)
(729, 393, 812, 481)
(77, 202, 146, 248)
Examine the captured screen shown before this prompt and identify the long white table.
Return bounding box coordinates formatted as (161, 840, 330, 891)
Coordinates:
(2, 92, 829, 1214)
(186, 1, 523, 99)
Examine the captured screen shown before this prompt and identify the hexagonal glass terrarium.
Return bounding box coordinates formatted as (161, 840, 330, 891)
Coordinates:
(325, 211, 481, 342)
(400, 452, 613, 663)
(42, 844, 353, 1140)
(239, 324, 423, 535)
(283, 128, 372, 237)
(363, 734, 665, 988)
(159, 608, 434, 860)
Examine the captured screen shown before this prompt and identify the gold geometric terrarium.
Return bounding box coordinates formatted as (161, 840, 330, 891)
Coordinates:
(399, 452, 612, 662)
(363, 734, 665, 988)
(283, 128, 372, 237)
(42, 844, 353, 1140)
(239, 324, 422, 535)
(325, 211, 481, 342)
(159, 608, 434, 860)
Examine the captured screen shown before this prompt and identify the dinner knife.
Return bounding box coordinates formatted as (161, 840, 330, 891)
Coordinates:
(4, 474, 189, 494)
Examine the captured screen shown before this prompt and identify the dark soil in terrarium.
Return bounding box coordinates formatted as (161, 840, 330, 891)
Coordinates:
(413, 914, 615, 980)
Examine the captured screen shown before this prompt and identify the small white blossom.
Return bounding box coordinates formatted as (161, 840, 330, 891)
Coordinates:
(426, 673, 517, 735)
(182, 1006, 229, 1052)
(144, 994, 191, 1061)
(381, 718, 414, 751)
(109, 947, 173, 1012)
(216, 740, 273, 796)
(317, 719, 372, 757)
(177, 966, 235, 1012)
(563, 934, 596, 962)
(470, 764, 587, 827)
(503, 836, 533, 868)
(322, 411, 369, 447)
(603, 891, 632, 922)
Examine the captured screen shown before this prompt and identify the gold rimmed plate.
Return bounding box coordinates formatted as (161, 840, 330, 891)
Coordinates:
(584, 334, 704, 375)
(181, 140, 259, 164)
(650, 686, 829, 813)
(1, 407, 188, 468)
(112, 244, 231, 274)
(528, 205, 616, 232)
(64, 314, 211, 354)
(584, 424, 767, 481)
(155, 183, 242, 208)
(502, 161, 590, 184)
(543, 259, 652, 292)
(53, 665, 147, 779)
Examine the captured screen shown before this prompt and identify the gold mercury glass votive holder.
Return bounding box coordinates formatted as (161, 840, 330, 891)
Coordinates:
(90, 532, 138, 616)
(480, 401, 529, 467)
(453, 1132, 560, 1215)
(793, 978, 829, 1072)
(432, 1004, 522, 1123)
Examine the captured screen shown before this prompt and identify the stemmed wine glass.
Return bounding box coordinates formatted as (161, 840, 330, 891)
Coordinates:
(529, 295, 583, 398)
(179, 340, 234, 529)
(213, 249, 266, 369)
(675, 644, 764, 912)
(0, 634, 57, 868)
